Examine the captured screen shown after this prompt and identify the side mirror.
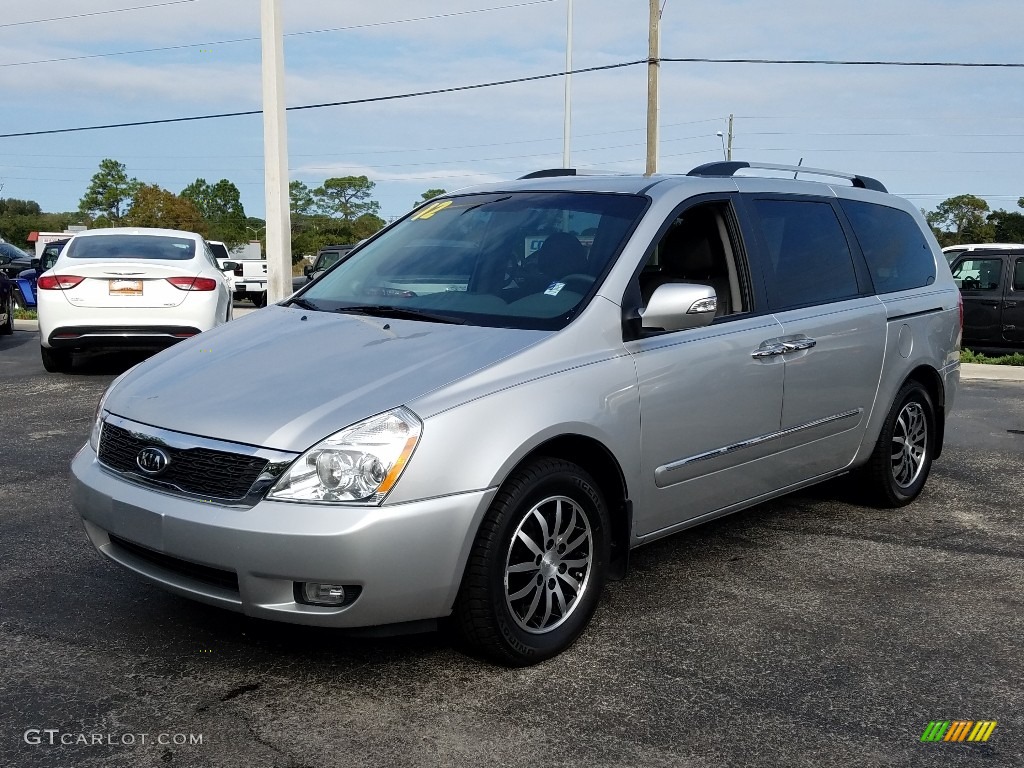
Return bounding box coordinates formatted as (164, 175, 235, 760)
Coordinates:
(222, 261, 239, 271)
(303, 264, 313, 276)
(31, 258, 40, 269)
(641, 282, 718, 332)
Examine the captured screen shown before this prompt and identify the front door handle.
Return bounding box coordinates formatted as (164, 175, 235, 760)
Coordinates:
(751, 343, 786, 359)
(781, 338, 816, 352)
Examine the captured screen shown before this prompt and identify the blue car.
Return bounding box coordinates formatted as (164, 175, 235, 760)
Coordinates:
(13, 239, 65, 309)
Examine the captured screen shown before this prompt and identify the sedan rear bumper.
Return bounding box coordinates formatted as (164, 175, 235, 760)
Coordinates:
(48, 325, 202, 349)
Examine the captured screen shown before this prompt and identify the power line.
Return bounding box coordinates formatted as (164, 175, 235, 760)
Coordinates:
(0, 0, 557, 68)
(0, 60, 647, 139)
(0, 0, 197, 29)
(662, 57, 1024, 68)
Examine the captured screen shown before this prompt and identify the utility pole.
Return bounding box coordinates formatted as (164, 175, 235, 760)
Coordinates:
(645, 0, 661, 175)
(562, 0, 573, 168)
(726, 113, 734, 161)
(260, 0, 292, 303)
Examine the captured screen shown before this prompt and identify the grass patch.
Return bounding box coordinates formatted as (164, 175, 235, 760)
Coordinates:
(961, 348, 1024, 366)
(13, 308, 37, 320)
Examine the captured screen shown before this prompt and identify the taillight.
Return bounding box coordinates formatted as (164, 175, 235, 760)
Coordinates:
(166, 277, 217, 291)
(37, 274, 84, 290)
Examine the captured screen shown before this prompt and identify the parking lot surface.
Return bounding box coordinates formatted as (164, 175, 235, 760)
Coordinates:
(1, 322, 1021, 768)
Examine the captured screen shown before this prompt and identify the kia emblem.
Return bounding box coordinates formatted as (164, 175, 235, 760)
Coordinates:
(136, 447, 170, 475)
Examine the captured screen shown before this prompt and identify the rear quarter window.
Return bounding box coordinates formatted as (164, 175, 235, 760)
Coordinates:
(840, 200, 935, 294)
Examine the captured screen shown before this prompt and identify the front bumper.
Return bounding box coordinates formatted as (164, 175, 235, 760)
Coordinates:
(72, 445, 494, 628)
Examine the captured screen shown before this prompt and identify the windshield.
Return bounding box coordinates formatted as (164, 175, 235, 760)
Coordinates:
(300, 191, 647, 330)
(66, 235, 196, 260)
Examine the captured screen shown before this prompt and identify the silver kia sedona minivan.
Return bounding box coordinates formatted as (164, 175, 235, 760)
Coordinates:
(73, 161, 961, 665)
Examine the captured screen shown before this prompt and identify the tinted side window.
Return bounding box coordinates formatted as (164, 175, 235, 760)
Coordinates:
(840, 200, 935, 294)
(1014, 258, 1024, 291)
(750, 199, 859, 310)
(952, 258, 1003, 291)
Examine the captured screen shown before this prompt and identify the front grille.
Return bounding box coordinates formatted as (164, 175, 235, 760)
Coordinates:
(109, 535, 239, 592)
(98, 422, 269, 501)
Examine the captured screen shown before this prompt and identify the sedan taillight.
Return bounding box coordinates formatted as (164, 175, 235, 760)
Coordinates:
(166, 277, 218, 291)
(37, 275, 85, 290)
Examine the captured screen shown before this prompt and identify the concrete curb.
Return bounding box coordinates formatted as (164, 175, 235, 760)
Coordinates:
(960, 362, 1024, 382)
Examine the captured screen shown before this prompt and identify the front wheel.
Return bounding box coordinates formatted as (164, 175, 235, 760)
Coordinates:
(862, 381, 935, 507)
(454, 457, 609, 666)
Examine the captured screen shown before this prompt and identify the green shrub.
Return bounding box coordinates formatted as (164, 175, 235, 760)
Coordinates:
(961, 348, 1024, 366)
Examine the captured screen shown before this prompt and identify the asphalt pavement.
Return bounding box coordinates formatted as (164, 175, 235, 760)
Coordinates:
(1, 322, 1021, 768)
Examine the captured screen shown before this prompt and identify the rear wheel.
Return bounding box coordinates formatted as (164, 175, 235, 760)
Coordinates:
(40, 345, 72, 373)
(250, 291, 268, 308)
(862, 381, 935, 507)
(454, 457, 609, 666)
(0, 294, 12, 335)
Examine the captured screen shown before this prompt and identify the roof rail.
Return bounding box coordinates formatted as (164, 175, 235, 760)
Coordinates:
(519, 169, 577, 179)
(518, 168, 627, 179)
(687, 161, 887, 193)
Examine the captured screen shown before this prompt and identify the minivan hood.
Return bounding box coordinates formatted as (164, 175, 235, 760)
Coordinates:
(104, 305, 548, 451)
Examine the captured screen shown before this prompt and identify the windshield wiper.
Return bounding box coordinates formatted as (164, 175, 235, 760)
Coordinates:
(334, 305, 465, 324)
(287, 297, 321, 311)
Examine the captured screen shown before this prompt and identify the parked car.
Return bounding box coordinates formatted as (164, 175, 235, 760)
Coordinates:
(14, 239, 66, 309)
(942, 242, 1024, 264)
(37, 227, 233, 372)
(950, 247, 1024, 349)
(293, 243, 358, 291)
(0, 242, 34, 278)
(72, 162, 961, 665)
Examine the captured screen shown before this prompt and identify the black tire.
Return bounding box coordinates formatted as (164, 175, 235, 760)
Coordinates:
(250, 291, 268, 308)
(0, 294, 12, 335)
(862, 381, 935, 507)
(40, 345, 72, 373)
(453, 457, 609, 666)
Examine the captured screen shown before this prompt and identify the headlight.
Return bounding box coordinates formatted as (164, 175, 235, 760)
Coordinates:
(268, 407, 422, 504)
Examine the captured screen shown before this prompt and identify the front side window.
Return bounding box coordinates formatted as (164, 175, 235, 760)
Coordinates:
(840, 200, 935, 294)
(638, 201, 749, 318)
(751, 199, 859, 311)
(302, 192, 648, 330)
(952, 258, 1003, 291)
(1014, 258, 1024, 291)
(66, 235, 196, 261)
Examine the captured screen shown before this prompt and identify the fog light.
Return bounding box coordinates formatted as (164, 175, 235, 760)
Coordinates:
(298, 582, 351, 606)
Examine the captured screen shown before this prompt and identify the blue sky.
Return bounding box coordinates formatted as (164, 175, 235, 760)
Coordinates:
(2, 0, 1023, 225)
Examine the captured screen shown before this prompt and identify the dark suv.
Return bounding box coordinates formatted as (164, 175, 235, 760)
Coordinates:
(951, 247, 1024, 349)
(293, 243, 357, 291)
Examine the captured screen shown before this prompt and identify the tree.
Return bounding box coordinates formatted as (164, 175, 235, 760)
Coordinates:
(313, 176, 380, 221)
(79, 159, 141, 225)
(925, 194, 993, 246)
(0, 198, 42, 217)
(987, 209, 1024, 243)
(0, 198, 80, 249)
(289, 181, 316, 217)
(181, 178, 247, 247)
(124, 184, 206, 234)
(415, 188, 447, 207)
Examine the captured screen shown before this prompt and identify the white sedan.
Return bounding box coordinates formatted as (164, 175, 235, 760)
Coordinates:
(37, 228, 233, 372)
